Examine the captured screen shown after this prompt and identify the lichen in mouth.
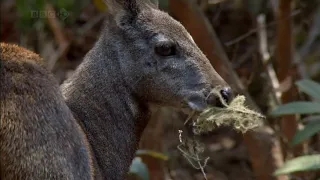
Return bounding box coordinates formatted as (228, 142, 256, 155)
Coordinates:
(192, 94, 265, 134)
(178, 89, 265, 180)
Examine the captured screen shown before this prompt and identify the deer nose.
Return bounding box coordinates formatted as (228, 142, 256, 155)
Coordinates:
(206, 87, 233, 108)
(221, 87, 233, 104)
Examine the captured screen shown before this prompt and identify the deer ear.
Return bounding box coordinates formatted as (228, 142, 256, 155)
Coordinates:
(103, 0, 139, 17)
(139, 0, 159, 9)
(149, 0, 159, 8)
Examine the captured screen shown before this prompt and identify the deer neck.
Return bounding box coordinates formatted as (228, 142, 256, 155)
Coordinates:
(61, 31, 150, 180)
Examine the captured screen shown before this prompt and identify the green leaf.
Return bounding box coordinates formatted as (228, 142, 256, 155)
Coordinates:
(296, 79, 320, 101)
(274, 155, 320, 175)
(291, 120, 320, 146)
(270, 102, 320, 116)
(128, 157, 150, 180)
(302, 115, 320, 123)
(136, 150, 169, 161)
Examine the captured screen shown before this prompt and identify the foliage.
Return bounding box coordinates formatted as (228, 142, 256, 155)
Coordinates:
(271, 79, 320, 175)
(273, 155, 320, 175)
(270, 101, 320, 116)
(16, 0, 45, 31)
(128, 150, 168, 180)
(16, 0, 89, 31)
(291, 119, 320, 146)
(136, 150, 169, 161)
(296, 79, 320, 101)
(128, 157, 150, 180)
(271, 79, 320, 146)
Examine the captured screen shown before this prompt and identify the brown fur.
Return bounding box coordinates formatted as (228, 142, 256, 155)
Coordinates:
(0, 43, 94, 180)
(0, 43, 43, 64)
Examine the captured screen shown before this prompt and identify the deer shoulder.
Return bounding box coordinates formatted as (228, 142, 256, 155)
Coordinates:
(0, 43, 94, 180)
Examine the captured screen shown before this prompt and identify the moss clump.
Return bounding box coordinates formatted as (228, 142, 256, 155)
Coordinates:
(179, 90, 265, 179)
(191, 90, 265, 134)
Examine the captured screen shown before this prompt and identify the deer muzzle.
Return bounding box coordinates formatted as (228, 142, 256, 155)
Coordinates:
(187, 87, 233, 111)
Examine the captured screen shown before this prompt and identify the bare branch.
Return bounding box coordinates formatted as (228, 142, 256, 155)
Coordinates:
(257, 14, 282, 104)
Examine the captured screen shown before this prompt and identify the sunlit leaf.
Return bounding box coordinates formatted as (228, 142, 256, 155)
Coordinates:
(128, 157, 150, 180)
(274, 155, 320, 175)
(270, 102, 320, 116)
(296, 79, 320, 101)
(291, 120, 320, 146)
(136, 150, 169, 161)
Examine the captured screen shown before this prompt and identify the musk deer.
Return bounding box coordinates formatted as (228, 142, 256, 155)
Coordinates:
(0, 43, 93, 180)
(61, 0, 232, 179)
(1, 0, 233, 179)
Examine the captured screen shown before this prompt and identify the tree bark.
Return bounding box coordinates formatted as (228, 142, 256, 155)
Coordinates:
(275, 0, 303, 158)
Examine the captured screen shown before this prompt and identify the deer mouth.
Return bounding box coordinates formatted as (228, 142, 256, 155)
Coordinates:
(184, 88, 231, 112)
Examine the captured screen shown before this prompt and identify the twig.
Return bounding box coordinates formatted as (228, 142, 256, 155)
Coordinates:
(225, 10, 301, 47)
(47, 45, 69, 70)
(184, 111, 196, 125)
(78, 13, 106, 36)
(212, 5, 222, 23)
(177, 130, 208, 180)
(224, 28, 258, 47)
(177, 143, 209, 179)
(294, 7, 320, 78)
(270, 0, 279, 15)
(45, 3, 70, 70)
(232, 46, 256, 69)
(46, 4, 69, 47)
(196, 154, 209, 180)
(257, 14, 282, 105)
(296, 7, 320, 63)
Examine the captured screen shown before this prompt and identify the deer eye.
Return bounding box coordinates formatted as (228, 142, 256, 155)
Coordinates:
(155, 43, 176, 56)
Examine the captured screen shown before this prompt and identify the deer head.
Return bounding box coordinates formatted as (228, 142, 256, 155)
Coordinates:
(101, 0, 233, 111)
(60, 0, 234, 178)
